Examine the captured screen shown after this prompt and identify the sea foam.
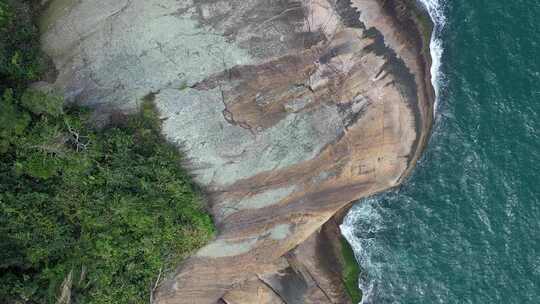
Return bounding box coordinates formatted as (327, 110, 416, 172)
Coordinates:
(340, 1, 447, 303)
(418, 0, 447, 114)
(341, 199, 384, 304)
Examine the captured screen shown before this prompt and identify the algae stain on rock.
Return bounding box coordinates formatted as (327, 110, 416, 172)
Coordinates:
(158, 87, 344, 187)
(197, 238, 258, 258)
(40, 0, 252, 110)
(222, 186, 297, 218)
(267, 224, 291, 240)
(197, 224, 291, 258)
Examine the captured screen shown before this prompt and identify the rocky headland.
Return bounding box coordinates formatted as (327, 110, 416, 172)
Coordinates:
(39, 0, 434, 303)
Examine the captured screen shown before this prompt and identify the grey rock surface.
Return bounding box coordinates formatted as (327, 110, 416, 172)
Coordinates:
(40, 0, 434, 302)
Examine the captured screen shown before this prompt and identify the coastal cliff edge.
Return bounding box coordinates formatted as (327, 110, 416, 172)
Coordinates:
(39, 0, 435, 302)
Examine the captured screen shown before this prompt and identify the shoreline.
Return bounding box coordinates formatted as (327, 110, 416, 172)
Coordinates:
(382, 0, 437, 183)
(334, 0, 437, 301)
(38, 0, 438, 302)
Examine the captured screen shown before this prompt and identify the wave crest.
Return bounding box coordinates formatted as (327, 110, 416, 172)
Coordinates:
(418, 0, 447, 113)
(340, 2, 447, 303)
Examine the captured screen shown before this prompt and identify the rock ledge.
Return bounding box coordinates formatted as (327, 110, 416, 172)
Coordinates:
(40, 0, 434, 302)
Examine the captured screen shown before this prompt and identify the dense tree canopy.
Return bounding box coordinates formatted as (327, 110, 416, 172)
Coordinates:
(0, 1, 214, 303)
(0, 0, 44, 90)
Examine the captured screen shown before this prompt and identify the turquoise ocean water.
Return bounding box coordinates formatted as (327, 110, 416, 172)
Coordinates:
(341, 0, 540, 303)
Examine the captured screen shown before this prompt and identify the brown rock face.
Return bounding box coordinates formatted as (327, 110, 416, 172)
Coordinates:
(40, 0, 434, 303)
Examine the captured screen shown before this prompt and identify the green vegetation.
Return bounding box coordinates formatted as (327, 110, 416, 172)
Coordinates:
(0, 96, 215, 303)
(403, 0, 434, 57)
(0, 0, 45, 90)
(341, 237, 362, 304)
(412, 7, 434, 56)
(0, 1, 214, 303)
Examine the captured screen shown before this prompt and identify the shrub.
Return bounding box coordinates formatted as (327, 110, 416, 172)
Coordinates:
(0, 0, 44, 89)
(0, 95, 215, 303)
(0, 1, 214, 302)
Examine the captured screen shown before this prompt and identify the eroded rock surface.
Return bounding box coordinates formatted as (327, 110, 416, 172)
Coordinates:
(40, 0, 434, 303)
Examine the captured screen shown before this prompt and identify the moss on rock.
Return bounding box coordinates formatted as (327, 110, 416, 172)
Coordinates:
(341, 237, 362, 303)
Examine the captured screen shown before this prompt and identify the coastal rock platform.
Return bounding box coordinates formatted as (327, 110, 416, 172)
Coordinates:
(40, 0, 434, 302)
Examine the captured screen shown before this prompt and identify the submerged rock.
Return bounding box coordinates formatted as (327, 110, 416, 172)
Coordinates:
(40, 0, 434, 302)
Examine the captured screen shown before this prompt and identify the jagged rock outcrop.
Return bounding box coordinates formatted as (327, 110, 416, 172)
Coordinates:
(39, 0, 434, 303)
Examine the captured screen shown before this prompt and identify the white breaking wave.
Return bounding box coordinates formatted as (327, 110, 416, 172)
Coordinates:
(341, 198, 386, 304)
(340, 2, 447, 303)
(417, 0, 447, 114)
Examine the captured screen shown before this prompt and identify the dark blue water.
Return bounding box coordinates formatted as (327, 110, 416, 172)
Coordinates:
(341, 0, 540, 303)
